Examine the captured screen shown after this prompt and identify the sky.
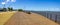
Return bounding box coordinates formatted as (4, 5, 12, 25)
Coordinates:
(0, 0, 60, 11)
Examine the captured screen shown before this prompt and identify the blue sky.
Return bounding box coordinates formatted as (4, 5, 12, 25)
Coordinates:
(0, 0, 60, 11)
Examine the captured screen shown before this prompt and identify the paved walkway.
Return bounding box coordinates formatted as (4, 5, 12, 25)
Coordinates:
(4, 12, 59, 25)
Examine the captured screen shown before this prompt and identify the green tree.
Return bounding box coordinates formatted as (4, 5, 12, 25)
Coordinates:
(8, 7, 11, 11)
(18, 9, 23, 11)
(8, 7, 13, 11)
(3, 8, 7, 12)
(10, 7, 13, 11)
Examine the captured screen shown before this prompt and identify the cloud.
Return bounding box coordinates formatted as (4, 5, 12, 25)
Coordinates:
(6, 0, 10, 2)
(11, 0, 16, 2)
(1, 2, 6, 5)
(1, 0, 9, 5)
(1, 0, 16, 5)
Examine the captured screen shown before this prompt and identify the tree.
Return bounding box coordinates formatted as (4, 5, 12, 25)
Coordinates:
(10, 7, 13, 11)
(8, 7, 11, 11)
(0, 8, 3, 11)
(18, 9, 23, 11)
(3, 8, 7, 12)
(8, 7, 13, 11)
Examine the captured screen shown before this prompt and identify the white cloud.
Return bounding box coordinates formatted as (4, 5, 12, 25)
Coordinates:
(1, 2, 6, 5)
(11, 0, 16, 2)
(1, 0, 16, 5)
(1, 0, 9, 5)
(6, 0, 10, 2)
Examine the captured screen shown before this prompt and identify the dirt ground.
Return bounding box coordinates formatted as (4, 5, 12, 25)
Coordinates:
(4, 12, 59, 25)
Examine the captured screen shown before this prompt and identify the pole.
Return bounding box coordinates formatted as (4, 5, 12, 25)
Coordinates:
(50, 14, 52, 20)
(55, 15, 57, 22)
(3, 4, 5, 8)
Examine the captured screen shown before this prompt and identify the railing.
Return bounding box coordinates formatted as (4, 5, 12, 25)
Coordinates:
(31, 11, 60, 24)
(45, 12, 60, 24)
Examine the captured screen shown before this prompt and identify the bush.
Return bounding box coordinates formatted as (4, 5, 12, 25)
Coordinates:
(27, 11, 31, 14)
(18, 9, 23, 11)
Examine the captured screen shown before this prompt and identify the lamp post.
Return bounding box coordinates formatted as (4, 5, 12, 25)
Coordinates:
(2, 2, 7, 12)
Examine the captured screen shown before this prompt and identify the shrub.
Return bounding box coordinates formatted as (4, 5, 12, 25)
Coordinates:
(27, 11, 31, 14)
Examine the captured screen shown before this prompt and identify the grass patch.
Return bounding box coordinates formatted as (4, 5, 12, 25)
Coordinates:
(0, 11, 16, 25)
